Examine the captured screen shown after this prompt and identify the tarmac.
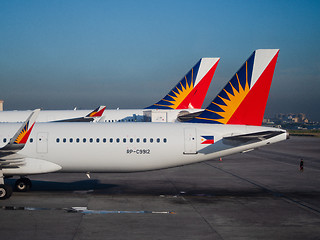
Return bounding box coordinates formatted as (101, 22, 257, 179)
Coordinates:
(1, 136, 320, 240)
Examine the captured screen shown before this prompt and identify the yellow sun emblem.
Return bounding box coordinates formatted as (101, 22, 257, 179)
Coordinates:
(155, 69, 194, 109)
(204, 61, 250, 124)
(14, 123, 29, 144)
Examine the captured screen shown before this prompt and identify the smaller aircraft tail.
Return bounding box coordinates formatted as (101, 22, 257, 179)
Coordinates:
(190, 49, 279, 126)
(85, 106, 106, 118)
(146, 58, 220, 109)
(54, 106, 106, 122)
(11, 109, 40, 145)
(0, 109, 40, 156)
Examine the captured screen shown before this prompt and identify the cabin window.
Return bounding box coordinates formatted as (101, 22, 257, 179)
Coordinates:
(110, 138, 113, 143)
(69, 138, 73, 143)
(136, 138, 140, 143)
(63, 138, 66, 143)
(130, 138, 133, 143)
(116, 138, 120, 143)
(30, 138, 33, 143)
(123, 138, 126, 143)
(83, 138, 86, 143)
(143, 138, 147, 143)
(56, 138, 60, 143)
(103, 138, 106, 143)
(150, 138, 153, 143)
(163, 138, 167, 143)
(96, 138, 100, 143)
(3, 138, 6, 143)
(156, 138, 160, 143)
(76, 138, 80, 143)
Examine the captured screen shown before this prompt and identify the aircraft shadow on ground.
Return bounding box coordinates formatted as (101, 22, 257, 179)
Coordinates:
(6, 179, 117, 192)
(5, 179, 319, 199)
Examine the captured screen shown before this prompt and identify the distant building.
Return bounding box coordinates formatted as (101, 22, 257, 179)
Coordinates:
(262, 118, 274, 124)
(273, 113, 309, 124)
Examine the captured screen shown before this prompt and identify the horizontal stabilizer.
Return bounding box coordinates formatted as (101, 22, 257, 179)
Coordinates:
(2, 158, 62, 175)
(177, 110, 204, 122)
(54, 106, 106, 122)
(222, 131, 285, 146)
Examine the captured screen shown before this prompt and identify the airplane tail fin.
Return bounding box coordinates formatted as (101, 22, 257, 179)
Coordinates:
(190, 49, 279, 126)
(11, 109, 40, 145)
(0, 109, 40, 157)
(146, 58, 220, 109)
(85, 106, 106, 118)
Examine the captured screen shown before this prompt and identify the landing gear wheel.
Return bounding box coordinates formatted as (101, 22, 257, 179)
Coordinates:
(15, 178, 32, 192)
(0, 184, 13, 200)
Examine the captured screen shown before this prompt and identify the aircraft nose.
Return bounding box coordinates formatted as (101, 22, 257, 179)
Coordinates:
(286, 131, 290, 139)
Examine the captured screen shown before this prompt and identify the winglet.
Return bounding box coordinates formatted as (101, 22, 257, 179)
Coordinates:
(190, 49, 279, 126)
(85, 106, 106, 118)
(146, 58, 220, 109)
(11, 109, 40, 145)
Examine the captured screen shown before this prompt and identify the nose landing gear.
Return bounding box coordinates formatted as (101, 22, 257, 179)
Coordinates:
(0, 170, 13, 200)
(0, 171, 33, 200)
(0, 184, 12, 200)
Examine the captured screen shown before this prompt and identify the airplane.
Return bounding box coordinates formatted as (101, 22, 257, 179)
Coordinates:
(0, 49, 287, 200)
(0, 58, 220, 123)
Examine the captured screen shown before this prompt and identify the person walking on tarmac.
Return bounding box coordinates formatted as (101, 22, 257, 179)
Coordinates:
(300, 159, 304, 172)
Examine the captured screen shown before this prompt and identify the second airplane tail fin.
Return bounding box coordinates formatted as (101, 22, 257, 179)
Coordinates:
(190, 49, 279, 126)
(85, 106, 106, 118)
(146, 58, 220, 109)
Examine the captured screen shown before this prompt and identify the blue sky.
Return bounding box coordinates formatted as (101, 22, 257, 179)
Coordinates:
(1, 0, 319, 120)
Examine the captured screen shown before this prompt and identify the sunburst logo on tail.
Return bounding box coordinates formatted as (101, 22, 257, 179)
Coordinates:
(14, 122, 29, 144)
(208, 72, 249, 124)
(162, 73, 194, 109)
(196, 61, 251, 123)
(154, 69, 195, 109)
(88, 111, 98, 117)
(86, 106, 106, 117)
(14, 122, 35, 144)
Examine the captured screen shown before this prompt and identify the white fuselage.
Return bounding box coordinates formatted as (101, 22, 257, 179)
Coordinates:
(0, 122, 287, 175)
(0, 109, 201, 123)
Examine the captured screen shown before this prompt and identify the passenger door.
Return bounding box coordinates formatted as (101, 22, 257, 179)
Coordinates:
(183, 128, 197, 154)
(37, 132, 48, 153)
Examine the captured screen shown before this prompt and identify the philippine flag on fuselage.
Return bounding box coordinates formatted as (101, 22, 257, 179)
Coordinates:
(201, 136, 214, 144)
